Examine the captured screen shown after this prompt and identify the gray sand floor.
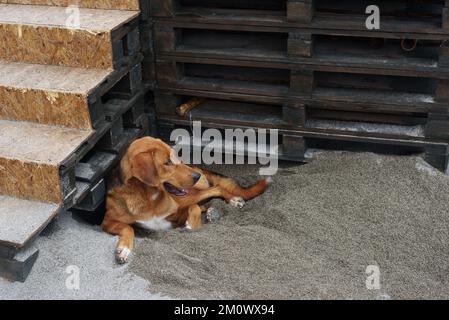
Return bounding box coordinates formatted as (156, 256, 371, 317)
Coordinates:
(0, 212, 165, 300)
(1, 151, 449, 299)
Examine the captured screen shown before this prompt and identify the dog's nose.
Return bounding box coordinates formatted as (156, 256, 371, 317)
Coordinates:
(192, 172, 201, 184)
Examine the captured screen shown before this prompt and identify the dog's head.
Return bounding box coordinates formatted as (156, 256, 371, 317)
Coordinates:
(121, 137, 209, 196)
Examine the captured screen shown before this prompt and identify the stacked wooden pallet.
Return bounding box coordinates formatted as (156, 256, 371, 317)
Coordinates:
(151, 0, 449, 171)
(139, 0, 158, 137)
(0, 1, 152, 281)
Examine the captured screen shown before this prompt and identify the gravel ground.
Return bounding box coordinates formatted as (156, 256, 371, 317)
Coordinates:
(1, 151, 449, 300)
(0, 213, 165, 300)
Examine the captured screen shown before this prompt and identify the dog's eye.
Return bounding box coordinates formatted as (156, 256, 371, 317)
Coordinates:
(165, 159, 173, 166)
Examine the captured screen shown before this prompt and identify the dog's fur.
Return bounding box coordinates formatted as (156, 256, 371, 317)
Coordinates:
(102, 137, 270, 263)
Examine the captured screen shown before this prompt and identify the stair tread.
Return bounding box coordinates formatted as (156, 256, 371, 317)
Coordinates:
(0, 120, 92, 165)
(0, 60, 111, 94)
(0, 195, 59, 249)
(0, 3, 139, 31)
(0, 0, 140, 11)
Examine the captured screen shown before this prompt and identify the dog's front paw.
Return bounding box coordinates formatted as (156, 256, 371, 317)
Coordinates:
(230, 197, 246, 209)
(115, 247, 131, 264)
(206, 207, 222, 223)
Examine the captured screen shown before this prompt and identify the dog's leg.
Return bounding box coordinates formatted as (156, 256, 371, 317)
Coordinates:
(185, 205, 203, 230)
(102, 218, 135, 264)
(199, 184, 247, 209)
(178, 186, 223, 208)
(201, 170, 271, 205)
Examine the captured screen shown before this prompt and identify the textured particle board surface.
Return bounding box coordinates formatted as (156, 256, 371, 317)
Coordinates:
(0, 121, 92, 202)
(0, 195, 59, 248)
(0, 5, 139, 68)
(0, 89, 92, 129)
(0, 61, 110, 93)
(0, 120, 92, 164)
(0, 157, 61, 202)
(0, 0, 140, 11)
(0, 60, 111, 128)
(0, 23, 113, 69)
(0, 4, 139, 31)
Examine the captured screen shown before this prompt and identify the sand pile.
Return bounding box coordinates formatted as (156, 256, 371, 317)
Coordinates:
(130, 152, 449, 299)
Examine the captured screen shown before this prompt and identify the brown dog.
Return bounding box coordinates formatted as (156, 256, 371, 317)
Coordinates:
(102, 137, 271, 263)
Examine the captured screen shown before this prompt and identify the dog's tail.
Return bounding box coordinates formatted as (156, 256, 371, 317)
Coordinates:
(203, 171, 272, 201)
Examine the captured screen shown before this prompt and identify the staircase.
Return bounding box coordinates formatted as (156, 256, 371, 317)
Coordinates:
(0, 1, 149, 281)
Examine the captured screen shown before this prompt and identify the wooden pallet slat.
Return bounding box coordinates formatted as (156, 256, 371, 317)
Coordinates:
(153, 22, 449, 77)
(151, 0, 449, 36)
(158, 115, 449, 171)
(153, 89, 449, 170)
(155, 57, 449, 115)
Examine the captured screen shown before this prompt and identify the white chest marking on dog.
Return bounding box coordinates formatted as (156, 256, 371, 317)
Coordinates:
(136, 217, 172, 231)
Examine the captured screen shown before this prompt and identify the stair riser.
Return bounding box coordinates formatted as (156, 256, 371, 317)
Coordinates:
(0, 88, 92, 129)
(0, 24, 113, 69)
(0, 0, 140, 10)
(0, 158, 61, 203)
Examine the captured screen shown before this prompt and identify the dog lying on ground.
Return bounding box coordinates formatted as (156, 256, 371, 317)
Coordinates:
(102, 137, 271, 263)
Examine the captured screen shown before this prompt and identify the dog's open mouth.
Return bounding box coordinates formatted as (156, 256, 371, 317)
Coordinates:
(164, 182, 188, 197)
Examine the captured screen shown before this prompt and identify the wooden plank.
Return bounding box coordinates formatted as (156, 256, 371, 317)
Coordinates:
(158, 115, 448, 149)
(153, 23, 449, 78)
(151, 0, 449, 37)
(0, 0, 141, 10)
(0, 4, 140, 69)
(157, 117, 449, 171)
(0, 196, 59, 250)
(155, 59, 448, 114)
(0, 60, 110, 129)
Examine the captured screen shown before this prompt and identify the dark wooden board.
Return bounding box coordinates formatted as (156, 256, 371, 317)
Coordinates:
(153, 21, 449, 77)
(151, 0, 449, 37)
(154, 60, 449, 114)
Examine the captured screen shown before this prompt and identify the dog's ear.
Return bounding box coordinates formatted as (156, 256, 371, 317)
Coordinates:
(124, 152, 158, 186)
